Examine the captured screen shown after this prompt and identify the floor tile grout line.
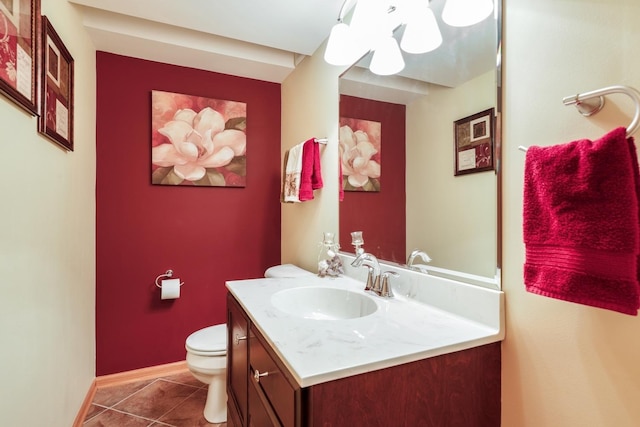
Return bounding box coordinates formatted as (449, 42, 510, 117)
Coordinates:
(152, 386, 202, 424)
(103, 376, 197, 410)
(161, 377, 203, 389)
(146, 419, 176, 427)
(82, 405, 108, 425)
(85, 379, 161, 424)
(99, 378, 161, 410)
(96, 406, 160, 424)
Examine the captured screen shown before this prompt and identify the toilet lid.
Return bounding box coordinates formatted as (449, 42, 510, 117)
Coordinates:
(186, 324, 227, 356)
(265, 264, 314, 278)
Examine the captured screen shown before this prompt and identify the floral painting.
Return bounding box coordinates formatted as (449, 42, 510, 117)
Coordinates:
(339, 117, 381, 192)
(151, 90, 247, 187)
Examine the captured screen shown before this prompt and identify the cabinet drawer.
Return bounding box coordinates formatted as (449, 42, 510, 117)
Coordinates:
(248, 370, 282, 427)
(249, 326, 298, 427)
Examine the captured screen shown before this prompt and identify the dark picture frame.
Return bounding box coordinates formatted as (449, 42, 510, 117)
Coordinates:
(0, 0, 40, 115)
(38, 16, 73, 151)
(454, 108, 495, 176)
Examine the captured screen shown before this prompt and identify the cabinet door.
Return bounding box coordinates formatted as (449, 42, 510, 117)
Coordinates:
(228, 294, 249, 426)
(249, 326, 299, 427)
(248, 371, 282, 427)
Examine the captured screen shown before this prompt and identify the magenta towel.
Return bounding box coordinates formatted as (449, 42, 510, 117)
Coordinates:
(312, 141, 323, 190)
(299, 138, 323, 201)
(523, 127, 640, 315)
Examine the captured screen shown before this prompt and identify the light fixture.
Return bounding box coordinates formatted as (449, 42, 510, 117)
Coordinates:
(400, 0, 442, 54)
(324, 21, 360, 66)
(324, 0, 491, 75)
(369, 33, 405, 76)
(442, 0, 494, 27)
(324, 0, 369, 66)
(349, 0, 387, 45)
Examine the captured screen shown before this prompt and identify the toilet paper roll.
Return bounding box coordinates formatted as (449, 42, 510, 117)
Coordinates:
(161, 278, 181, 300)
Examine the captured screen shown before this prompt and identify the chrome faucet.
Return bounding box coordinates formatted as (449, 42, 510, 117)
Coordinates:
(351, 252, 381, 294)
(407, 249, 432, 272)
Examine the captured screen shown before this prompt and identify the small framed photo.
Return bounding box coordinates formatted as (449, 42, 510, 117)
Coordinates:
(453, 108, 494, 176)
(38, 16, 73, 151)
(0, 0, 40, 115)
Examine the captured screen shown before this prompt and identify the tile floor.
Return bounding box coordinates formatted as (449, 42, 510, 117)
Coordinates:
(83, 371, 227, 427)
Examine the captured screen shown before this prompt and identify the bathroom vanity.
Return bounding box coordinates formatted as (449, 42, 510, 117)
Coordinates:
(226, 274, 503, 427)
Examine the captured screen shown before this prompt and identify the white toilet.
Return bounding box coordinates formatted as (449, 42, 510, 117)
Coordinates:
(185, 323, 227, 423)
(185, 265, 312, 423)
(264, 263, 314, 278)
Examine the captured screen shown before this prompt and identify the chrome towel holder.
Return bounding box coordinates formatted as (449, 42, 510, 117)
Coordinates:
(518, 85, 640, 152)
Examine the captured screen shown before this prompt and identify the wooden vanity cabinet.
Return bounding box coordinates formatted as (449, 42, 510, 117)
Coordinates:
(227, 292, 501, 427)
(228, 293, 301, 427)
(227, 293, 249, 427)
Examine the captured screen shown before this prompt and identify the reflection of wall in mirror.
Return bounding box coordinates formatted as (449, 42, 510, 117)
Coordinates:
(406, 70, 497, 277)
(339, 95, 406, 263)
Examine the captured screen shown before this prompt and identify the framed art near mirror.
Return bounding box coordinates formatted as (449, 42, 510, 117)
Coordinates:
(454, 108, 495, 176)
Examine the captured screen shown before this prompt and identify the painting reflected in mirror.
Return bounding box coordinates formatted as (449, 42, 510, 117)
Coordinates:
(338, 0, 501, 283)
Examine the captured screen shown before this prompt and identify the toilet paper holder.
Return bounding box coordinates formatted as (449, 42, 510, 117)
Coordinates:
(154, 269, 184, 289)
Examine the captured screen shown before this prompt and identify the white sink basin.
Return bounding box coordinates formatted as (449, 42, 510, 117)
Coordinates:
(271, 286, 378, 320)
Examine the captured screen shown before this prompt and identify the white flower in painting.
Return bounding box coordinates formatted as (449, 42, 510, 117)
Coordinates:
(152, 107, 246, 181)
(339, 125, 380, 188)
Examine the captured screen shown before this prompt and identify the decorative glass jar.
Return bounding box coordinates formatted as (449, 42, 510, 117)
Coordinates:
(317, 232, 343, 277)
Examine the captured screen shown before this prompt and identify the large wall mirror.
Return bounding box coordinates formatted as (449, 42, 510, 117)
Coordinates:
(338, 0, 502, 287)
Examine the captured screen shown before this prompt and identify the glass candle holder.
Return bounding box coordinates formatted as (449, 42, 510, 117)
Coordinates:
(351, 231, 364, 255)
(351, 231, 364, 246)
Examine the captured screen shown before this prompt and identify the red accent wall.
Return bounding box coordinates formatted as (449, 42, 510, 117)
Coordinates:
(339, 95, 406, 263)
(96, 52, 281, 375)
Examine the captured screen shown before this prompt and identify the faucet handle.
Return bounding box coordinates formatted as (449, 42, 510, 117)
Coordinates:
(364, 266, 376, 291)
(380, 271, 400, 298)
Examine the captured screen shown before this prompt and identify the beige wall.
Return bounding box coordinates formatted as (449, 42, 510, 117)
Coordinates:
(281, 46, 342, 271)
(502, 0, 640, 425)
(406, 71, 496, 277)
(0, 1, 96, 425)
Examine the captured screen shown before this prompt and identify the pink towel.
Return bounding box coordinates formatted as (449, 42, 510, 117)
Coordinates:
(312, 141, 323, 190)
(299, 138, 323, 201)
(523, 127, 640, 315)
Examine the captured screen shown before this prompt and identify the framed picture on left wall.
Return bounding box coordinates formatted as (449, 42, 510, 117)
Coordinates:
(0, 0, 40, 115)
(38, 16, 74, 151)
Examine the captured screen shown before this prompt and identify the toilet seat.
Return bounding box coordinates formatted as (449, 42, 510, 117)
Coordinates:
(186, 324, 227, 357)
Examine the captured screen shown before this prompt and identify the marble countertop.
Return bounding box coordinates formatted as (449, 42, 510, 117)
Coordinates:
(226, 274, 503, 388)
